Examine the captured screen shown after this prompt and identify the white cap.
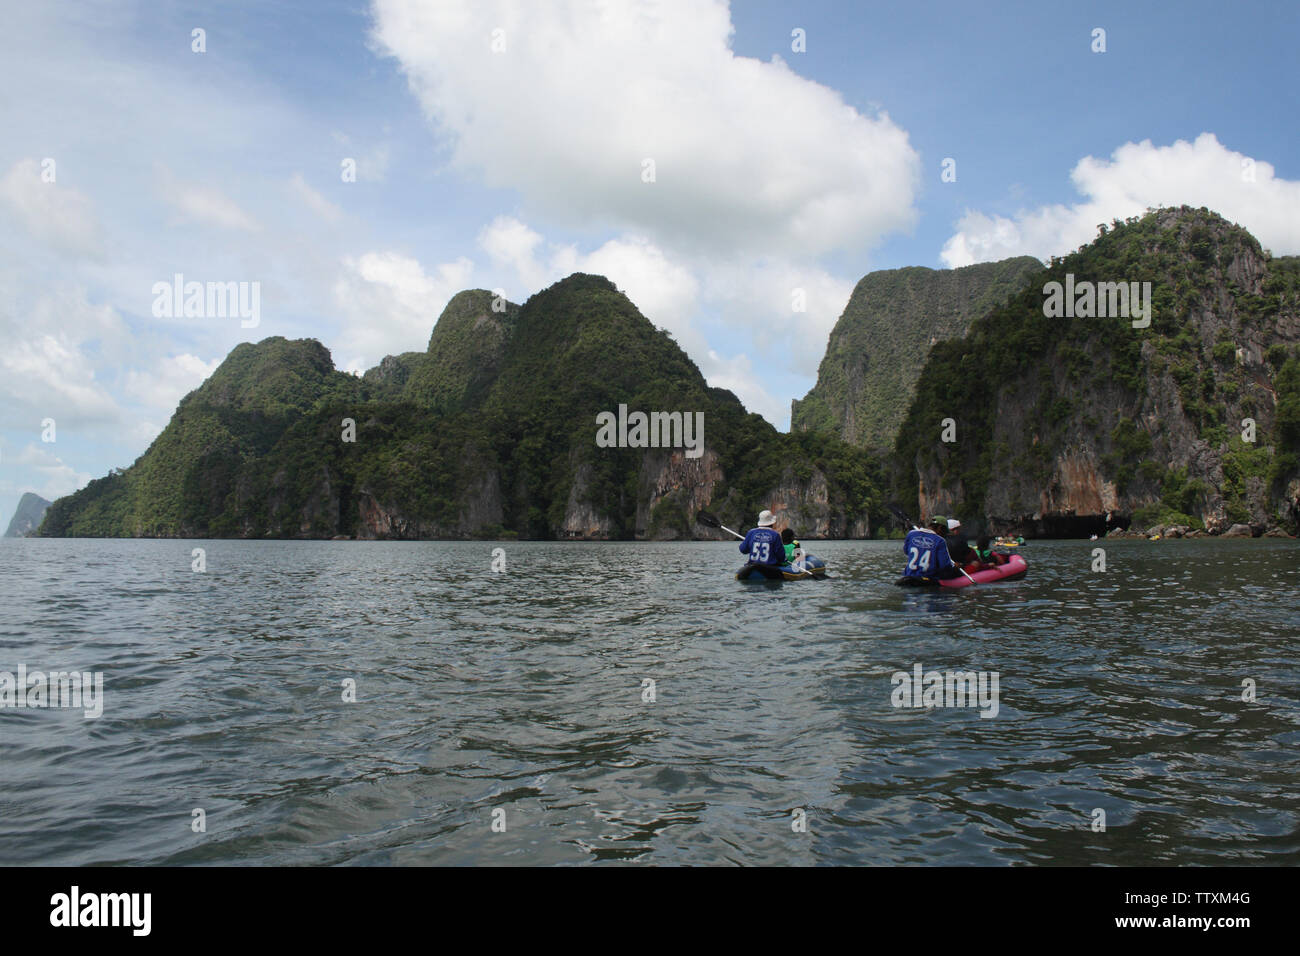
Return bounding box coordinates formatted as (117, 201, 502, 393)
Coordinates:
(947, 518, 962, 530)
(757, 509, 776, 527)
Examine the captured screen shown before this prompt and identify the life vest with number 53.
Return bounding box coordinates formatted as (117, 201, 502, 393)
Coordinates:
(740, 526, 785, 566)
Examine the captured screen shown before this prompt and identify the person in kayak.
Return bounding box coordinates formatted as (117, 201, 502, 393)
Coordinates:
(902, 516, 962, 580)
(945, 517, 977, 567)
(780, 528, 807, 570)
(968, 535, 1009, 571)
(740, 510, 785, 567)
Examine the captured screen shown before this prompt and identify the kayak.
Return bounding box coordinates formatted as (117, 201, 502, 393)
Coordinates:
(737, 555, 828, 581)
(896, 553, 1027, 589)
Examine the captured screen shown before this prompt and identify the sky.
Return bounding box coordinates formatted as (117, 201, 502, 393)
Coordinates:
(2, 0, 1299, 527)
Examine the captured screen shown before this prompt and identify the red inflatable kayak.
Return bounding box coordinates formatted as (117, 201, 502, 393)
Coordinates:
(941, 553, 1027, 588)
(897, 553, 1027, 588)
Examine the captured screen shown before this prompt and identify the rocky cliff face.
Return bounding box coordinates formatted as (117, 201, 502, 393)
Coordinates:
(635, 449, 723, 539)
(4, 493, 51, 537)
(903, 207, 1300, 536)
(761, 466, 861, 538)
(361, 352, 420, 395)
(561, 462, 615, 538)
(793, 256, 1044, 449)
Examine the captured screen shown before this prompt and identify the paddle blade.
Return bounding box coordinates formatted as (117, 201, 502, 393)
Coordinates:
(695, 510, 722, 529)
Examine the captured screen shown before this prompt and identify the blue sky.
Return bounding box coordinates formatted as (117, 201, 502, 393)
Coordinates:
(2, 0, 1298, 528)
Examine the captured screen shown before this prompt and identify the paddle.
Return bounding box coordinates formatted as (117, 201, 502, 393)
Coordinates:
(888, 502, 976, 585)
(886, 502, 919, 531)
(696, 510, 744, 540)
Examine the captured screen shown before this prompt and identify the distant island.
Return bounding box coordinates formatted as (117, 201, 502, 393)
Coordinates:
(34, 206, 1300, 541)
(4, 493, 51, 537)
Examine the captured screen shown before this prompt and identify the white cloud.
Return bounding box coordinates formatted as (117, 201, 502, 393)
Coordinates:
(124, 353, 222, 415)
(478, 216, 709, 355)
(27, 284, 127, 345)
(332, 250, 475, 369)
(0, 287, 128, 429)
(703, 261, 853, 376)
(12, 443, 93, 500)
(289, 172, 343, 222)
(583, 236, 701, 330)
(0, 335, 121, 429)
(372, 2, 900, 427)
(157, 166, 261, 232)
(370, 0, 920, 257)
(942, 133, 1300, 266)
(0, 158, 104, 259)
(474, 217, 846, 425)
(479, 216, 547, 290)
(479, 218, 703, 338)
(701, 349, 787, 426)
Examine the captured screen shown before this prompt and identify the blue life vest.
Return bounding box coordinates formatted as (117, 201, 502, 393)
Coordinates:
(902, 528, 953, 577)
(740, 527, 785, 566)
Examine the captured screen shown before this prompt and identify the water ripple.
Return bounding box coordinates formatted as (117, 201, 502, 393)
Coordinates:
(0, 537, 1296, 865)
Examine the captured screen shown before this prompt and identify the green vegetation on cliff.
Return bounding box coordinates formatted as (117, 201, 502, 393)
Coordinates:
(44, 210, 1296, 540)
(893, 206, 1300, 532)
(42, 275, 883, 539)
(792, 256, 1044, 449)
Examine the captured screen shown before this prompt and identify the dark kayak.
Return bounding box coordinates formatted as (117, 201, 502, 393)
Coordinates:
(737, 555, 828, 582)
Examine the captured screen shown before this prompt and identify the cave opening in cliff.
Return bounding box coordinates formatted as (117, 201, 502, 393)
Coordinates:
(1033, 514, 1124, 538)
